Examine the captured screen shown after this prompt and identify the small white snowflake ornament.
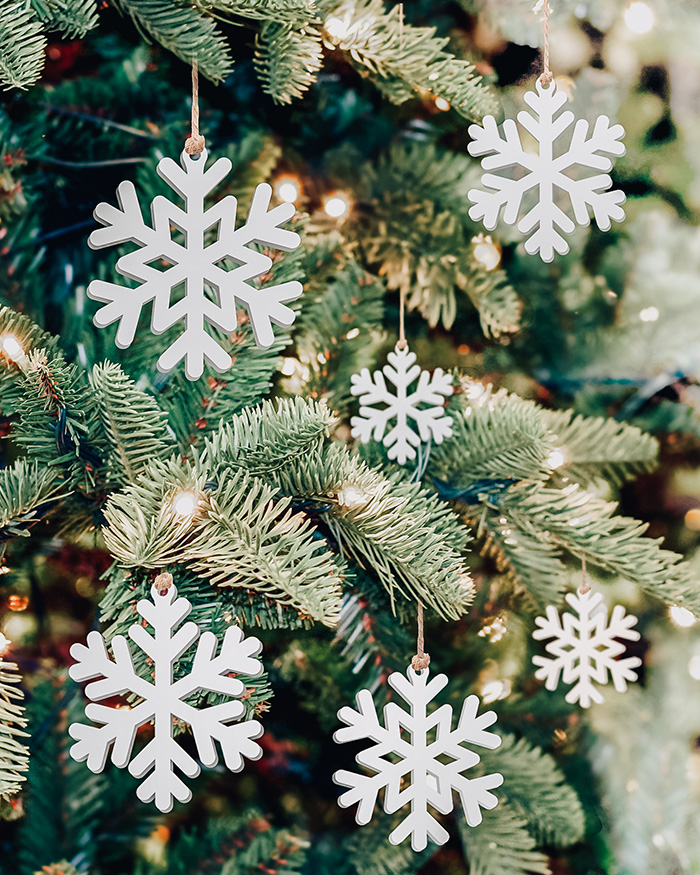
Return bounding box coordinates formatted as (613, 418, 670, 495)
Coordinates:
(532, 589, 641, 708)
(68, 584, 264, 812)
(467, 79, 626, 262)
(333, 665, 503, 851)
(87, 149, 303, 379)
(350, 344, 453, 465)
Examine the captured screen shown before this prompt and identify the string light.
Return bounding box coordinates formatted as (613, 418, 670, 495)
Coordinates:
(669, 605, 697, 628)
(689, 654, 700, 680)
(274, 174, 301, 204)
(639, 306, 659, 322)
(172, 490, 199, 519)
(684, 508, 700, 531)
(434, 97, 450, 111)
(323, 15, 351, 44)
(1, 336, 26, 362)
(0, 633, 10, 655)
(7, 595, 28, 611)
(546, 448, 565, 470)
(323, 192, 351, 219)
(478, 616, 507, 643)
(337, 483, 371, 509)
(472, 234, 501, 271)
(480, 678, 512, 704)
(624, 1, 655, 34)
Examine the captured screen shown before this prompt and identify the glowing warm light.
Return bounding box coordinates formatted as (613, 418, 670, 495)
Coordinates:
(0, 633, 10, 655)
(669, 605, 697, 628)
(478, 615, 507, 643)
(624, 1, 655, 34)
(274, 175, 301, 204)
(1, 336, 25, 361)
(7, 595, 28, 612)
(434, 96, 450, 111)
(685, 508, 700, 531)
(337, 483, 370, 509)
(465, 381, 486, 400)
(324, 15, 350, 42)
(172, 491, 198, 518)
(472, 234, 501, 271)
(323, 192, 351, 219)
(346, 327, 360, 340)
(480, 678, 512, 704)
(639, 306, 659, 322)
(689, 654, 700, 680)
(547, 449, 565, 470)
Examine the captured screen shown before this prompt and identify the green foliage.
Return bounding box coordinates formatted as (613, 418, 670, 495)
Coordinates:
(90, 361, 174, 487)
(0, 460, 67, 539)
(30, 0, 98, 37)
(0, 655, 29, 801)
(113, 0, 233, 82)
(479, 732, 585, 846)
(0, 0, 46, 90)
(458, 800, 550, 875)
(255, 21, 323, 104)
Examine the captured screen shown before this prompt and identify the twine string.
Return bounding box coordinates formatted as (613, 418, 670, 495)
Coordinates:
(397, 287, 407, 350)
(540, 0, 553, 85)
(411, 602, 431, 671)
(155, 571, 173, 595)
(579, 556, 590, 595)
(185, 62, 206, 155)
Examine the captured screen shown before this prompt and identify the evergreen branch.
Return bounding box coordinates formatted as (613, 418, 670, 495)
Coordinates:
(543, 409, 659, 487)
(0, 0, 46, 91)
(101, 459, 344, 625)
(501, 482, 699, 610)
(112, 0, 233, 82)
(478, 733, 585, 847)
(458, 800, 550, 875)
(254, 21, 323, 104)
(0, 459, 68, 540)
(428, 387, 555, 490)
(29, 0, 98, 38)
(90, 361, 174, 487)
(199, 0, 314, 23)
(319, 0, 497, 120)
(0, 655, 30, 801)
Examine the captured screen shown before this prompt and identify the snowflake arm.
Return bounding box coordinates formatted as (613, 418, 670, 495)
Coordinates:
(350, 345, 453, 465)
(532, 590, 641, 708)
(333, 667, 503, 851)
(69, 585, 266, 812)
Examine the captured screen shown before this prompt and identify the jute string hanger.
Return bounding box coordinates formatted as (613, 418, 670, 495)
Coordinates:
(539, 0, 553, 85)
(185, 62, 206, 155)
(411, 602, 430, 671)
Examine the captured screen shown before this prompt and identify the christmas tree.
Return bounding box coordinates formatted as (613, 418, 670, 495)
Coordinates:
(2, 0, 700, 871)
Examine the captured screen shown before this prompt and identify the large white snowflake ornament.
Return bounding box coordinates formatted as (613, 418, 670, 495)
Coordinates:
(467, 79, 626, 262)
(350, 344, 453, 465)
(532, 589, 641, 708)
(87, 149, 302, 380)
(68, 584, 264, 812)
(333, 666, 503, 851)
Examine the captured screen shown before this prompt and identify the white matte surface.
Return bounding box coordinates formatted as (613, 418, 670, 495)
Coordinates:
(333, 665, 503, 851)
(533, 589, 641, 708)
(87, 149, 302, 379)
(468, 79, 626, 262)
(350, 343, 453, 465)
(68, 584, 264, 812)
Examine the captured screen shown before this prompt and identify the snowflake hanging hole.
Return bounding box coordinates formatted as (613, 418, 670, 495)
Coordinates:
(87, 149, 303, 380)
(467, 79, 626, 262)
(350, 343, 454, 466)
(333, 665, 503, 851)
(532, 589, 641, 708)
(68, 583, 265, 812)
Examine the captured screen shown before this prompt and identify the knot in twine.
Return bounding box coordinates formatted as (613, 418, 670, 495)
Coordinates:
(155, 571, 173, 595)
(185, 134, 206, 155)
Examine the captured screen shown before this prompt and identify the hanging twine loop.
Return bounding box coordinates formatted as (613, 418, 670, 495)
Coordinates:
(578, 556, 590, 595)
(184, 62, 206, 155)
(155, 571, 173, 595)
(539, 0, 554, 85)
(411, 602, 431, 671)
(397, 288, 408, 350)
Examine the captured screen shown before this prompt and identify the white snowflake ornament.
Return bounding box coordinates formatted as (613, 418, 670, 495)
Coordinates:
(350, 343, 453, 465)
(532, 589, 641, 708)
(467, 79, 626, 262)
(68, 584, 264, 812)
(87, 149, 303, 379)
(333, 665, 503, 851)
